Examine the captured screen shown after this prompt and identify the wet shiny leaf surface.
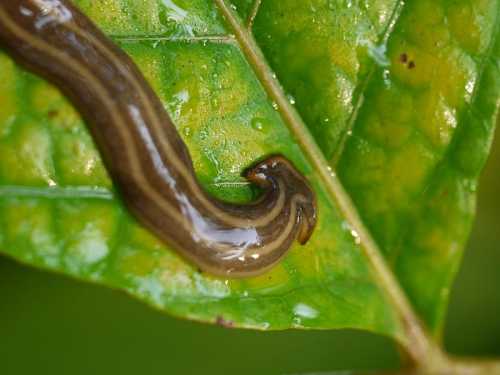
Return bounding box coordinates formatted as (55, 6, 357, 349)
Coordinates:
(0, 0, 498, 343)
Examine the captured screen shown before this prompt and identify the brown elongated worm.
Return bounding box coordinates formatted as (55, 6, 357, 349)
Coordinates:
(0, 0, 317, 277)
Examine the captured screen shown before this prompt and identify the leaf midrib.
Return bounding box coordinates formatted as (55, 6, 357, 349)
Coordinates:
(212, 0, 436, 362)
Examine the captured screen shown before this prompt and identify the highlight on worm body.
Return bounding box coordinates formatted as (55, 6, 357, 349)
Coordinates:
(0, 0, 318, 277)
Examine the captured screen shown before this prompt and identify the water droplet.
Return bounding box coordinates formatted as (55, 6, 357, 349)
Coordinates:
(382, 69, 392, 86)
(293, 303, 319, 319)
(465, 77, 476, 98)
(287, 94, 296, 105)
(326, 166, 336, 177)
(341, 221, 361, 245)
(351, 229, 361, 245)
(271, 102, 279, 110)
(230, 3, 237, 10)
(183, 126, 192, 137)
(251, 117, 268, 132)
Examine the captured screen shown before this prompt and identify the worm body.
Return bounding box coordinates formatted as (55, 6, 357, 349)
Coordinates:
(0, 0, 317, 277)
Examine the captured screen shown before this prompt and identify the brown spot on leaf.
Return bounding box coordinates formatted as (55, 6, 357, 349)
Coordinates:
(408, 61, 416, 69)
(400, 53, 408, 63)
(47, 110, 58, 119)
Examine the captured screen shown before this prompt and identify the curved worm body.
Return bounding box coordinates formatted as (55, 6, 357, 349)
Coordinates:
(0, 0, 317, 277)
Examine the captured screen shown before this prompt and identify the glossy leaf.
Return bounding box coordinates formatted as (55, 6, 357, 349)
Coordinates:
(0, 0, 498, 349)
(245, 0, 500, 334)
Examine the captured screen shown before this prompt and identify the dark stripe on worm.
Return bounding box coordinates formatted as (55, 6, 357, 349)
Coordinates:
(0, 0, 317, 277)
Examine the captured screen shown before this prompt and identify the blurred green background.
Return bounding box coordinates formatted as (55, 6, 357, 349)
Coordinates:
(0, 126, 498, 374)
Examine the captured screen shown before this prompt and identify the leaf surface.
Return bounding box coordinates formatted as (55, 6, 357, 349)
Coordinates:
(242, 0, 500, 334)
(0, 0, 498, 345)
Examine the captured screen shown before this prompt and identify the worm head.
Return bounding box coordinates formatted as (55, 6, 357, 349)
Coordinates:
(245, 155, 317, 245)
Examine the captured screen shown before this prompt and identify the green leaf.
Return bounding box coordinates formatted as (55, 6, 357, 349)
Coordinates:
(0, 0, 498, 358)
(246, 0, 500, 336)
